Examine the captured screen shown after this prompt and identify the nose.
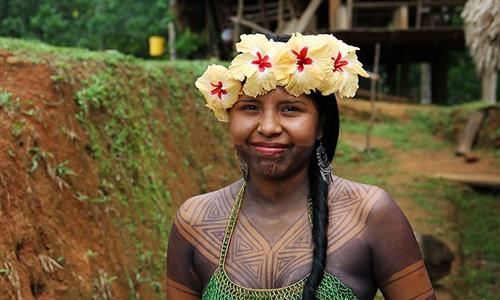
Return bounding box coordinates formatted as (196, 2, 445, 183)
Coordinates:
(257, 111, 282, 137)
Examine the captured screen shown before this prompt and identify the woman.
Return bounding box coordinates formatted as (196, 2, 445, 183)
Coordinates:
(166, 33, 435, 299)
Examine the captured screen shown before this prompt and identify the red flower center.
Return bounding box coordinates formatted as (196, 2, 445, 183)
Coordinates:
(251, 52, 272, 72)
(333, 52, 348, 72)
(292, 47, 313, 72)
(211, 81, 227, 100)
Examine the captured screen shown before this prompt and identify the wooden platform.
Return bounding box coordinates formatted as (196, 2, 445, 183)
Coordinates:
(432, 173, 500, 189)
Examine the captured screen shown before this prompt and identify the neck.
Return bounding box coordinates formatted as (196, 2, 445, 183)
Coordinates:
(245, 167, 309, 208)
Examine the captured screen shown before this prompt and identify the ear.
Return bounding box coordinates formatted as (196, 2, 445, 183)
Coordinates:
(316, 131, 323, 141)
(316, 121, 323, 140)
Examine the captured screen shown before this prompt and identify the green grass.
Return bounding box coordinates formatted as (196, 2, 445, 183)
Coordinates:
(447, 187, 500, 299)
(341, 110, 446, 151)
(339, 109, 499, 298)
(403, 179, 499, 298)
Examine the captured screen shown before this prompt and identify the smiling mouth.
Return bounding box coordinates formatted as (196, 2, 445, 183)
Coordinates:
(251, 142, 291, 157)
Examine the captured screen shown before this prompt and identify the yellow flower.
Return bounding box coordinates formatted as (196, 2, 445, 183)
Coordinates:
(319, 36, 369, 98)
(195, 65, 241, 122)
(229, 34, 293, 97)
(283, 33, 332, 96)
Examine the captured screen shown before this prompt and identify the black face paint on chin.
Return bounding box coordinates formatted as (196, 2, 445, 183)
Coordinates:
(235, 144, 314, 180)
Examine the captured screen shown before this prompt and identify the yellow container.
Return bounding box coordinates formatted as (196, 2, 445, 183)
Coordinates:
(149, 36, 165, 57)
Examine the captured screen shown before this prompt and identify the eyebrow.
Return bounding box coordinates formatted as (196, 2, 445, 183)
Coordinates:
(281, 99, 307, 105)
(238, 98, 307, 105)
(238, 98, 258, 102)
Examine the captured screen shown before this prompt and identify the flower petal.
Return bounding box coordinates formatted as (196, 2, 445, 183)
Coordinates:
(229, 53, 259, 80)
(235, 33, 270, 53)
(339, 72, 359, 98)
(243, 69, 278, 97)
(195, 64, 241, 118)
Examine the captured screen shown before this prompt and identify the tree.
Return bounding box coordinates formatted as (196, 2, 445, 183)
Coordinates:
(0, 0, 172, 57)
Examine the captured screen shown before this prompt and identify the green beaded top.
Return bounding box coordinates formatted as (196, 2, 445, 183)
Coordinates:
(202, 183, 359, 300)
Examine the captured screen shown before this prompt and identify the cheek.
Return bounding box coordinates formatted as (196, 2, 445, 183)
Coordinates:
(284, 118, 319, 147)
(229, 115, 256, 146)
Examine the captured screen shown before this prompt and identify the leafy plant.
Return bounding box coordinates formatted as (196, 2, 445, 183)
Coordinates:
(55, 160, 77, 178)
(10, 120, 25, 137)
(28, 147, 54, 174)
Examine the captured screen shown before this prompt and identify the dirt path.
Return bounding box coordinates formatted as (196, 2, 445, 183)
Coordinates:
(336, 129, 499, 300)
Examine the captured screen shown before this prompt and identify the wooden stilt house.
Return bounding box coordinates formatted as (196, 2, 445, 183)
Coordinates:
(178, 0, 467, 104)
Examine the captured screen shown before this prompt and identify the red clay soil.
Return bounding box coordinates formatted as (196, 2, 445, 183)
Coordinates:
(0, 49, 240, 299)
(0, 51, 134, 299)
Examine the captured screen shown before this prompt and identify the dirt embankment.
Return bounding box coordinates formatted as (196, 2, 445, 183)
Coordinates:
(0, 41, 238, 299)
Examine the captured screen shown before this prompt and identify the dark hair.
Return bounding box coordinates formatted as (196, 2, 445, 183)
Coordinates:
(265, 33, 339, 300)
(303, 92, 338, 300)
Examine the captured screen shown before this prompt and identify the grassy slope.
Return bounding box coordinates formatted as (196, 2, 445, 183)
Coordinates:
(0, 37, 238, 299)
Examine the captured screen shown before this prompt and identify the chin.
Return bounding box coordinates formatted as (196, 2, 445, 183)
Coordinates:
(250, 158, 300, 179)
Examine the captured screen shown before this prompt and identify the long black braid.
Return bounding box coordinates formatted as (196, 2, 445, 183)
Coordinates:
(302, 92, 339, 300)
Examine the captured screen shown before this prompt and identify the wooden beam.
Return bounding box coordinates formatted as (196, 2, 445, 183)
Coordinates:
(295, 0, 323, 33)
(230, 16, 274, 35)
(353, 0, 465, 8)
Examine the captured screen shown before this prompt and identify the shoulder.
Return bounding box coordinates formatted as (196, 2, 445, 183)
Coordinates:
(173, 180, 244, 263)
(326, 176, 394, 253)
(175, 180, 243, 228)
(327, 175, 391, 218)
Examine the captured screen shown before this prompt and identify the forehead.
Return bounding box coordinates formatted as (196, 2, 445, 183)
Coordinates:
(239, 87, 313, 103)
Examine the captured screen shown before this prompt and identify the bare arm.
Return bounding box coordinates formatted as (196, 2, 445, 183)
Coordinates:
(166, 223, 202, 300)
(367, 190, 435, 300)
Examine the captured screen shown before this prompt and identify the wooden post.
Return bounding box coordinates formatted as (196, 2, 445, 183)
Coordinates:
(481, 70, 498, 104)
(346, 0, 353, 29)
(259, 0, 270, 30)
(387, 63, 397, 95)
(233, 0, 244, 43)
(416, 0, 423, 28)
(400, 55, 409, 98)
(393, 5, 409, 29)
(329, 0, 341, 31)
(168, 0, 177, 60)
(277, 0, 284, 32)
(365, 43, 381, 153)
(431, 52, 448, 104)
(286, 0, 296, 18)
(420, 63, 432, 104)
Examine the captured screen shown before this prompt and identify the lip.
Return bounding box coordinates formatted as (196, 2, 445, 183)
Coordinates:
(251, 142, 290, 157)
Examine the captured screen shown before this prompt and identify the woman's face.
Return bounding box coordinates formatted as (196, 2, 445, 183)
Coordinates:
(230, 87, 321, 179)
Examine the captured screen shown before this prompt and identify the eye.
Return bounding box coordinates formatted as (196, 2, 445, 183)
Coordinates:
(241, 104, 259, 111)
(281, 105, 300, 113)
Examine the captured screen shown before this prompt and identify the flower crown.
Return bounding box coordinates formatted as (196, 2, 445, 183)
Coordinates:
(195, 33, 369, 122)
